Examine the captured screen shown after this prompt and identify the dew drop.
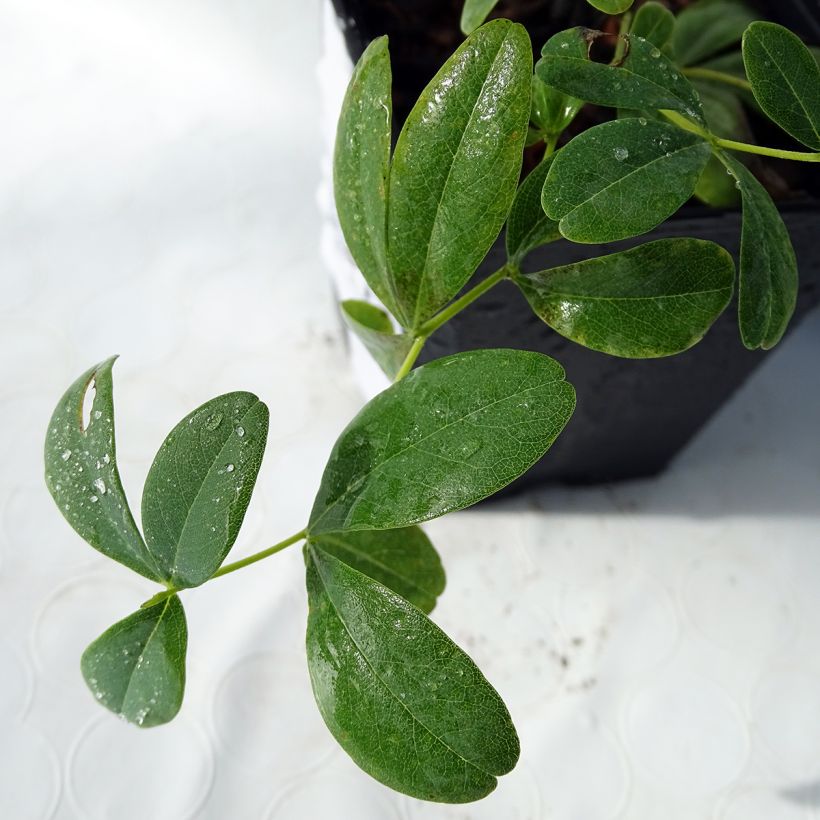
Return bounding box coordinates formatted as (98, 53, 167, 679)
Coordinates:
(90, 495, 98, 503)
(61, 449, 72, 461)
(225, 464, 235, 473)
(93, 478, 107, 495)
(613, 146, 629, 161)
(235, 426, 245, 438)
(650, 47, 661, 58)
(204, 412, 223, 431)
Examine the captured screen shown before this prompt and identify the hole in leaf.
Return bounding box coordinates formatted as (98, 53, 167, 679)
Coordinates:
(81, 379, 96, 433)
(586, 31, 626, 66)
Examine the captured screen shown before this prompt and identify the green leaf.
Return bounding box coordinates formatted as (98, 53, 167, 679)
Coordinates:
(505, 154, 561, 264)
(585, 0, 633, 13)
(694, 80, 750, 140)
(44, 357, 161, 582)
(334, 36, 400, 317)
(514, 238, 735, 358)
(542, 118, 711, 243)
(141, 393, 269, 588)
(630, 2, 675, 49)
(530, 75, 582, 138)
(694, 154, 742, 207)
(536, 28, 705, 125)
(340, 300, 413, 380)
(81, 595, 187, 728)
(719, 152, 798, 349)
(311, 526, 445, 614)
(743, 21, 820, 150)
(305, 543, 518, 802)
(673, 0, 758, 67)
(308, 349, 575, 535)
(460, 0, 500, 36)
(387, 20, 532, 329)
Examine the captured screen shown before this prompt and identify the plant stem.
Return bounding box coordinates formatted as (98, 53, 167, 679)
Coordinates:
(141, 528, 307, 608)
(392, 265, 511, 383)
(660, 109, 820, 163)
(544, 133, 559, 159)
(393, 335, 427, 382)
(417, 266, 510, 339)
(682, 66, 752, 92)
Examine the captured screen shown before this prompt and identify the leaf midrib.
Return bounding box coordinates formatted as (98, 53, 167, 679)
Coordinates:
(120, 597, 172, 715)
(309, 545, 495, 779)
(166, 399, 261, 577)
(555, 138, 707, 224)
(309, 368, 564, 533)
(411, 27, 511, 328)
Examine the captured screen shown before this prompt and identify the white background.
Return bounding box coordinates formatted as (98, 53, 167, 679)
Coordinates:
(2, 1, 820, 817)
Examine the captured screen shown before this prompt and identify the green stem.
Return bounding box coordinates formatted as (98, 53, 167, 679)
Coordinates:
(544, 132, 559, 159)
(682, 66, 752, 92)
(417, 265, 510, 338)
(141, 528, 307, 608)
(660, 109, 820, 162)
(393, 335, 427, 382)
(392, 265, 511, 383)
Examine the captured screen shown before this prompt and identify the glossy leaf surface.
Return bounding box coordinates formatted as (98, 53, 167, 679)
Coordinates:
(141, 393, 269, 588)
(387, 20, 531, 329)
(505, 154, 561, 264)
(334, 36, 399, 316)
(305, 543, 518, 802)
(81, 595, 187, 728)
(743, 21, 820, 150)
(309, 349, 575, 535)
(673, 0, 758, 66)
(720, 153, 798, 349)
(530, 75, 582, 138)
(586, 0, 633, 13)
(542, 118, 710, 243)
(44, 358, 161, 581)
(536, 28, 705, 125)
(341, 300, 413, 380)
(514, 238, 734, 358)
(630, 2, 675, 49)
(311, 526, 445, 614)
(460, 0, 500, 35)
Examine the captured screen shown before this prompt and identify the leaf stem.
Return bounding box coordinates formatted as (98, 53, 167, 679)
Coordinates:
(141, 528, 307, 608)
(393, 336, 427, 382)
(544, 133, 559, 159)
(392, 265, 511, 382)
(660, 109, 820, 162)
(682, 66, 752, 92)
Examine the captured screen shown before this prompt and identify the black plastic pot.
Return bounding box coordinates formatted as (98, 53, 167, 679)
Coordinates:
(329, 0, 820, 489)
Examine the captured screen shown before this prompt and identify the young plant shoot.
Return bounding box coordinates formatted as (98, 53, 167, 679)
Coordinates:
(44, 0, 819, 804)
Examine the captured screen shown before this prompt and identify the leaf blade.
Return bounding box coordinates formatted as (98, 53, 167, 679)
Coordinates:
(536, 28, 705, 125)
(743, 21, 820, 150)
(542, 118, 711, 243)
(673, 0, 758, 67)
(720, 152, 798, 349)
(460, 0, 500, 36)
(514, 238, 735, 358)
(312, 525, 445, 614)
(505, 153, 561, 264)
(334, 36, 400, 316)
(81, 595, 187, 728)
(44, 357, 161, 581)
(308, 349, 575, 535)
(630, 2, 675, 49)
(305, 543, 518, 802)
(141, 392, 269, 588)
(341, 300, 414, 380)
(387, 20, 532, 329)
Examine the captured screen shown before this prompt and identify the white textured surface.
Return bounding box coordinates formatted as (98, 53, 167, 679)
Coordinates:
(2, 1, 820, 817)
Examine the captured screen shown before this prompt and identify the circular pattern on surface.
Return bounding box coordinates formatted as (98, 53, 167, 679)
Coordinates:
(753, 667, 820, 780)
(213, 652, 335, 777)
(682, 551, 795, 662)
(531, 710, 629, 819)
(0, 724, 60, 820)
(0, 640, 33, 721)
(626, 669, 748, 796)
(265, 771, 401, 820)
(68, 715, 214, 820)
